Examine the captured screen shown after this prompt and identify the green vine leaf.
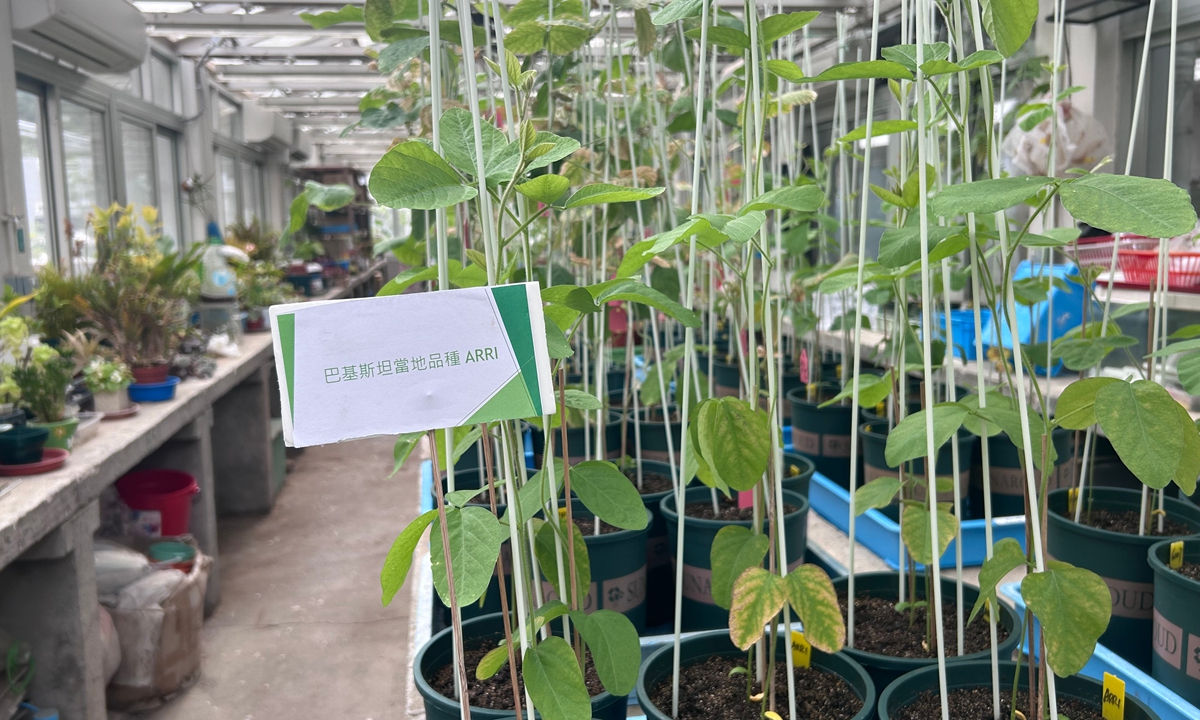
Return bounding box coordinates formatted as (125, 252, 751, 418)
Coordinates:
(729, 567, 787, 650)
(1173, 402, 1200, 496)
(533, 517, 591, 602)
(969, 537, 1028, 623)
(562, 183, 665, 208)
(710, 526, 771, 610)
(1022, 561, 1111, 677)
(570, 610, 641, 695)
(439, 109, 520, 184)
(476, 643, 510, 680)
(818, 369, 893, 409)
(810, 60, 913, 82)
(929, 176, 1049, 217)
(1054, 377, 1121, 429)
(523, 637, 592, 720)
(684, 25, 751, 50)
(765, 59, 807, 82)
(879, 43, 950, 72)
(979, 0, 1038, 56)
(588, 278, 700, 327)
(652, 0, 702, 25)
(759, 12, 820, 43)
(853, 476, 902, 515)
(877, 226, 964, 268)
(300, 4, 363, 29)
(900, 503, 958, 566)
(517, 174, 571, 205)
(740, 185, 825, 214)
(698, 397, 771, 492)
(884, 402, 969, 467)
(839, 120, 918, 145)
(783, 565, 844, 653)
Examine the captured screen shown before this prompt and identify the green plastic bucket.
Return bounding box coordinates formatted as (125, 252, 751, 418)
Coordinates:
(877, 659, 1160, 720)
(971, 426, 1076, 518)
(636, 629, 876, 720)
(831, 572, 1023, 690)
(860, 423, 976, 522)
(628, 405, 682, 465)
(782, 451, 816, 499)
(1149, 538, 1200, 706)
(415, 612, 630, 720)
(1047, 487, 1200, 671)
(713, 359, 741, 397)
(787, 385, 857, 488)
(661, 487, 809, 631)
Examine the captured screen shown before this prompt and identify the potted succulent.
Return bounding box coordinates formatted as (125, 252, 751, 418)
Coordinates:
(83, 357, 133, 414)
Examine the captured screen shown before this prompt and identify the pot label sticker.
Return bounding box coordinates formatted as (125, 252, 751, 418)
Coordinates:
(1187, 633, 1200, 681)
(1171, 540, 1185, 569)
(601, 567, 647, 614)
(1102, 672, 1124, 720)
(1154, 608, 1183, 669)
(1103, 576, 1155, 619)
(790, 631, 811, 669)
(270, 283, 555, 447)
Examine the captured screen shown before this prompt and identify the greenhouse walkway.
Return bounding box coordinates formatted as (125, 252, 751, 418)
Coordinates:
(132, 435, 420, 720)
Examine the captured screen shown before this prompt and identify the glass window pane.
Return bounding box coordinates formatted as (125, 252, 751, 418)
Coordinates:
(60, 100, 110, 268)
(17, 90, 52, 268)
(218, 154, 239, 229)
(121, 122, 156, 214)
(156, 133, 181, 249)
(240, 160, 259, 222)
(149, 55, 175, 112)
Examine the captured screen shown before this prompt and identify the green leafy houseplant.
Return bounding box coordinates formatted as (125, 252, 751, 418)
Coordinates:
(11, 344, 74, 424)
(83, 358, 133, 394)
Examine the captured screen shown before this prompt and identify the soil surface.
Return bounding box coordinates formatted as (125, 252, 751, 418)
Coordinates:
(430, 644, 604, 711)
(1175, 559, 1200, 582)
(839, 594, 1006, 658)
(1080, 508, 1192, 536)
(685, 496, 800, 521)
(891, 687, 1103, 720)
(625, 468, 674, 494)
(648, 654, 863, 720)
(573, 516, 622, 535)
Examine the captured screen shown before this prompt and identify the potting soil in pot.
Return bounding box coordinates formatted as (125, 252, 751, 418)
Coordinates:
(647, 654, 863, 720)
(430, 644, 606, 711)
(839, 594, 1007, 658)
(1079, 508, 1190, 536)
(890, 688, 1105, 720)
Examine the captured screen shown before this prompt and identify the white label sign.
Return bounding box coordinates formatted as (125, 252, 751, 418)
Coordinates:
(270, 282, 555, 447)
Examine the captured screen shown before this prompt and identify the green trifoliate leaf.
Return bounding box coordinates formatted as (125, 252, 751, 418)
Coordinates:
(562, 183, 665, 208)
(380, 509, 437, 605)
(563, 389, 602, 411)
(1095, 379, 1184, 489)
(969, 537, 1028, 623)
(783, 565, 845, 653)
(818, 369, 893, 409)
(853, 477, 902, 515)
(304, 180, 356, 211)
(569, 610, 640, 695)
(885, 403, 969, 467)
(439, 109, 520, 184)
(588, 278, 700, 327)
(901, 503, 959, 566)
(729, 567, 787, 650)
(429, 506, 508, 606)
(653, 0, 702, 25)
(1022, 561, 1111, 677)
(370, 141, 478, 209)
(1054, 377, 1121, 429)
(533, 517, 590, 602)
(810, 60, 913, 82)
(740, 185, 824, 214)
(979, 0, 1038, 56)
(1059, 174, 1199, 239)
(505, 21, 547, 54)
(759, 11, 820, 43)
(877, 226, 964, 269)
(880, 43, 950, 72)
(710, 526, 771, 610)
(523, 637, 592, 720)
(698, 397, 771, 492)
(685, 25, 750, 50)
(765, 59, 807, 82)
(929, 176, 1050, 217)
(517, 174, 571, 205)
(379, 35, 429, 72)
(570, 460, 648, 530)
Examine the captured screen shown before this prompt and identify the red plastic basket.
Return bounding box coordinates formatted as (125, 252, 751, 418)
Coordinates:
(1072, 234, 1158, 270)
(1117, 248, 1200, 287)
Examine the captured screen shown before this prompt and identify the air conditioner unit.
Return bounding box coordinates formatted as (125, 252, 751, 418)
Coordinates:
(290, 129, 313, 164)
(244, 102, 294, 150)
(11, 0, 147, 74)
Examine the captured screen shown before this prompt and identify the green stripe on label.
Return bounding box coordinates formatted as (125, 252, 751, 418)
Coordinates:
(277, 313, 296, 423)
(491, 284, 541, 416)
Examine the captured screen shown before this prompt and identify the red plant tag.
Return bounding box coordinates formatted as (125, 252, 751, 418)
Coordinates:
(738, 490, 754, 509)
(799, 348, 809, 384)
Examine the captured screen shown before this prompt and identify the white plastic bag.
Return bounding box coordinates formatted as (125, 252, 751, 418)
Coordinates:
(1003, 99, 1111, 177)
(114, 568, 186, 611)
(94, 539, 151, 602)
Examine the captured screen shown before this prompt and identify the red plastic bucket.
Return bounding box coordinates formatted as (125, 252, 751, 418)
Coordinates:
(116, 469, 200, 536)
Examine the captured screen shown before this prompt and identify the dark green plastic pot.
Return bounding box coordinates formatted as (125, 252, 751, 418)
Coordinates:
(713, 359, 741, 397)
(1047, 487, 1200, 671)
(970, 426, 1076, 518)
(629, 405, 682, 465)
(661, 487, 809, 631)
(528, 410, 625, 467)
(627, 460, 678, 629)
(782, 451, 816, 499)
(877, 659, 1160, 720)
(832, 572, 1023, 690)
(1149, 538, 1200, 705)
(637, 629, 876, 720)
(860, 423, 976, 522)
(415, 612, 629, 720)
(788, 385, 857, 488)
(549, 499, 651, 633)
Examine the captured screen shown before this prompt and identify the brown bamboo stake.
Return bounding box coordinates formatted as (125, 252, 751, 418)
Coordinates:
(428, 430, 471, 720)
(480, 424, 523, 720)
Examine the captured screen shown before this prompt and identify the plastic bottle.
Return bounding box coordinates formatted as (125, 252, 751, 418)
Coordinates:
(200, 222, 237, 301)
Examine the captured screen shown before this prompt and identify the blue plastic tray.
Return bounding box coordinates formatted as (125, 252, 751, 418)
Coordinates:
(999, 582, 1200, 720)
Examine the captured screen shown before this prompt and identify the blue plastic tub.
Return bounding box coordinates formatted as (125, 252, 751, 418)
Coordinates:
(128, 376, 180, 403)
(938, 308, 991, 360)
(999, 582, 1200, 720)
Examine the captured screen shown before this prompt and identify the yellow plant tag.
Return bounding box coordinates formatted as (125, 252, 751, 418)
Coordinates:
(764, 713, 783, 720)
(1068, 487, 1078, 515)
(790, 631, 812, 669)
(1171, 540, 1185, 570)
(558, 507, 568, 521)
(1102, 672, 1125, 720)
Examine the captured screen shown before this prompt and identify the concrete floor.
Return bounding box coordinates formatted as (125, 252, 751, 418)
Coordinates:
(139, 435, 423, 720)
